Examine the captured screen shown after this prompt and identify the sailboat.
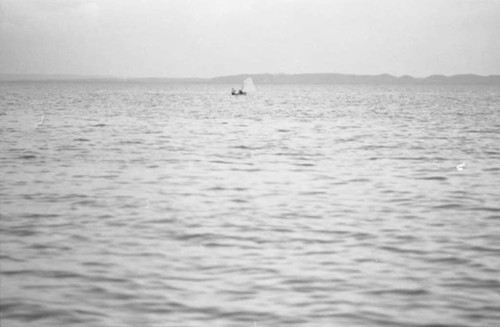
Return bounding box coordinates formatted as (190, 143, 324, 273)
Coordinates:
(231, 77, 255, 96)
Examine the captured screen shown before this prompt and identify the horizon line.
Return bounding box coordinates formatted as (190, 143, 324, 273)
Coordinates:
(2, 73, 500, 86)
(2, 72, 500, 80)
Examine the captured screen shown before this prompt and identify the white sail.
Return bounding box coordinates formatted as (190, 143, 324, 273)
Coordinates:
(242, 78, 256, 93)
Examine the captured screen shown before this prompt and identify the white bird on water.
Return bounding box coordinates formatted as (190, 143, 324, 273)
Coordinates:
(456, 162, 466, 171)
(35, 115, 44, 128)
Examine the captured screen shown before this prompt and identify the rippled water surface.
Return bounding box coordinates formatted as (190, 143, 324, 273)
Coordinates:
(1, 82, 500, 326)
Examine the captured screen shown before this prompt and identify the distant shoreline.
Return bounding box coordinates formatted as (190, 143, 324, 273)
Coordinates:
(1, 73, 499, 85)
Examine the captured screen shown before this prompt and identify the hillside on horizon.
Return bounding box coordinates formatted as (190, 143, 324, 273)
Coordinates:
(1, 73, 499, 84)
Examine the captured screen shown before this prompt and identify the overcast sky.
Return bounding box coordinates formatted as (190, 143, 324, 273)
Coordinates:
(1, 0, 499, 78)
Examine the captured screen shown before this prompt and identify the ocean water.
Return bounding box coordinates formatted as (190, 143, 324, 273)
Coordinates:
(1, 82, 499, 327)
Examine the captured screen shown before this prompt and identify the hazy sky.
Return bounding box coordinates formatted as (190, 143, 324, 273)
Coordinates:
(1, 0, 499, 77)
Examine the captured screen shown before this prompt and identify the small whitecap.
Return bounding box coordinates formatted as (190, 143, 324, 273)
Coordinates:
(456, 162, 466, 171)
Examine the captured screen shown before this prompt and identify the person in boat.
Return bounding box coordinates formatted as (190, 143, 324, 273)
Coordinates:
(231, 88, 236, 95)
(238, 90, 244, 95)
